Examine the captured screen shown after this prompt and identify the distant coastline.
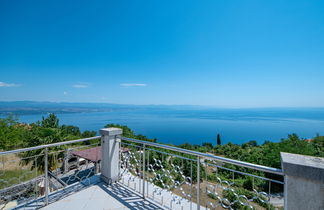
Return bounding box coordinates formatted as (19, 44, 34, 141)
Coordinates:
(1, 101, 324, 115)
(0, 101, 210, 115)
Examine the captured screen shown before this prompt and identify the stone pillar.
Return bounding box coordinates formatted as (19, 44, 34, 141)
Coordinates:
(100, 127, 122, 184)
(281, 152, 324, 210)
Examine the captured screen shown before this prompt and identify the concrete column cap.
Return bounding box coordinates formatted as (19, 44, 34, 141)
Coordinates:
(100, 127, 123, 136)
(281, 152, 324, 182)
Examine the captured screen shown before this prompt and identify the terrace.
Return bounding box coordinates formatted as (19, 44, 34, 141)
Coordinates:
(0, 128, 323, 210)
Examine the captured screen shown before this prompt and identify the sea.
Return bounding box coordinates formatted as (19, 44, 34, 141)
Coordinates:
(12, 108, 324, 146)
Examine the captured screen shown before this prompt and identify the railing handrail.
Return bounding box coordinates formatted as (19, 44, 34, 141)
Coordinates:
(0, 136, 101, 156)
(0, 134, 283, 175)
(121, 136, 284, 176)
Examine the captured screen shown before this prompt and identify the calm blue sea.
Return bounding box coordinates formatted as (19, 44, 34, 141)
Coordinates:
(13, 108, 324, 145)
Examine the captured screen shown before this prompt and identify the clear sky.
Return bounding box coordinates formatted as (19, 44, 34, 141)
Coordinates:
(0, 0, 323, 107)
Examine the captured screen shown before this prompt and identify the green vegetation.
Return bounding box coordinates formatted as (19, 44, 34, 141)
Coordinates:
(0, 114, 97, 171)
(213, 135, 324, 169)
(0, 169, 37, 189)
(0, 114, 97, 151)
(0, 115, 26, 149)
(105, 123, 157, 142)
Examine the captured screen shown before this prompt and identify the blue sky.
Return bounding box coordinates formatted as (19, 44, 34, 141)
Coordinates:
(0, 0, 323, 107)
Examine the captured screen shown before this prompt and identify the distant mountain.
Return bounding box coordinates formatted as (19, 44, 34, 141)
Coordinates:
(0, 101, 204, 115)
(0, 101, 132, 115)
(1, 101, 324, 117)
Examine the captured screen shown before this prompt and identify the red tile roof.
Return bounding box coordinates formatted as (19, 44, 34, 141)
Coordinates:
(72, 146, 101, 162)
(72, 146, 130, 162)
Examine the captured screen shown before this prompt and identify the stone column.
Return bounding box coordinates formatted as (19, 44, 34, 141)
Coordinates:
(100, 127, 122, 184)
(281, 152, 324, 210)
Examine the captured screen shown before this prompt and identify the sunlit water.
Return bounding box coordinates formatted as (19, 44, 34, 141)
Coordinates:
(13, 108, 324, 145)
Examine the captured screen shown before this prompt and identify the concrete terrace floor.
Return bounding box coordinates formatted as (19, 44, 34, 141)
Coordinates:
(16, 173, 281, 210)
(38, 174, 198, 210)
(42, 182, 164, 210)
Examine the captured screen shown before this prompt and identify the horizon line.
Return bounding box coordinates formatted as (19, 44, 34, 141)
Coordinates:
(1, 100, 324, 109)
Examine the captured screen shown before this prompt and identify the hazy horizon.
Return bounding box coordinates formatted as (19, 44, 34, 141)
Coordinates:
(2, 100, 324, 109)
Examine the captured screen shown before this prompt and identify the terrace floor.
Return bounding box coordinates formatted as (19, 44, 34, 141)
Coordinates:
(42, 182, 163, 210)
(10, 172, 282, 210)
(28, 174, 198, 210)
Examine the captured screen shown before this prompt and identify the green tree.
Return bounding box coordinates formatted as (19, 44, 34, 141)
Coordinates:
(82, 130, 98, 145)
(242, 140, 257, 149)
(61, 125, 81, 137)
(41, 113, 59, 128)
(20, 114, 66, 172)
(105, 123, 135, 138)
(0, 115, 25, 150)
(312, 135, 324, 157)
(82, 130, 97, 138)
(20, 124, 66, 172)
(217, 133, 221, 145)
(202, 142, 213, 150)
(105, 124, 156, 142)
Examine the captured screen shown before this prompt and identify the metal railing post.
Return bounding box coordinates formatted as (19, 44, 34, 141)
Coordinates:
(45, 147, 49, 205)
(142, 144, 146, 198)
(197, 156, 200, 210)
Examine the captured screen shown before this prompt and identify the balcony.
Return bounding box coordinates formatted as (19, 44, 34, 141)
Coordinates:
(0, 128, 323, 210)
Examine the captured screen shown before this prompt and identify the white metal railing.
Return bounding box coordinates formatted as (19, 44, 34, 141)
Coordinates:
(119, 137, 285, 209)
(0, 132, 286, 210)
(0, 136, 101, 209)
